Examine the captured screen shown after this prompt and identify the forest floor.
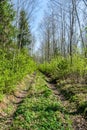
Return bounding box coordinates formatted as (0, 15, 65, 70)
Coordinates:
(46, 76, 87, 130)
(0, 72, 87, 130)
(0, 73, 36, 130)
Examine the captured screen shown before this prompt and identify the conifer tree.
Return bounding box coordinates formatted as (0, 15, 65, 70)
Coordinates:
(0, 0, 15, 49)
(18, 10, 31, 49)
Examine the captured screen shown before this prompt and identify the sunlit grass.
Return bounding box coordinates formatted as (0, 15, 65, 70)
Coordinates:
(10, 73, 73, 130)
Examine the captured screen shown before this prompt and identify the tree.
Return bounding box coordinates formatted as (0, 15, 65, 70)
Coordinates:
(0, 0, 15, 49)
(83, 0, 87, 7)
(17, 10, 31, 49)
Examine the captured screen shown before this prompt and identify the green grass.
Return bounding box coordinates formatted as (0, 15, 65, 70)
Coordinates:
(56, 79, 87, 117)
(9, 73, 73, 130)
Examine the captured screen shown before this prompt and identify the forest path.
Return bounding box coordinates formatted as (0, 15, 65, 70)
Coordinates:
(45, 76, 87, 130)
(0, 72, 87, 130)
(0, 73, 36, 130)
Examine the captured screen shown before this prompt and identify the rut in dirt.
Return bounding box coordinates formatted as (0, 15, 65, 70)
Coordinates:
(0, 73, 36, 130)
(45, 76, 87, 130)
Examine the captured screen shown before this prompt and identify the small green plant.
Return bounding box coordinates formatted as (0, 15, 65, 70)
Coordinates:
(77, 101, 87, 113)
(9, 73, 73, 130)
(0, 49, 37, 95)
(39, 54, 86, 81)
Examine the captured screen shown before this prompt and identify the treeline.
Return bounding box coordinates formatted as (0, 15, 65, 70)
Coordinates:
(0, 0, 36, 100)
(38, 0, 87, 62)
(38, 1, 87, 117)
(38, 0, 87, 82)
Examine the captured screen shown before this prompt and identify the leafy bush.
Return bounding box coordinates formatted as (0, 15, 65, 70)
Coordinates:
(70, 55, 86, 77)
(39, 54, 87, 81)
(0, 48, 37, 98)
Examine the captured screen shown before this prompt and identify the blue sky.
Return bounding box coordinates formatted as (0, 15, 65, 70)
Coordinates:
(13, 0, 48, 49)
(13, 0, 48, 32)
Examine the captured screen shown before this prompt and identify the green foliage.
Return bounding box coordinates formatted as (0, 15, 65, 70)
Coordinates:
(77, 101, 87, 113)
(39, 54, 86, 80)
(9, 73, 73, 130)
(0, 48, 37, 98)
(0, 0, 36, 101)
(39, 56, 69, 79)
(18, 10, 31, 49)
(39, 55, 87, 116)
(0, 0, 16, 47)
(70, 55, 86, 77)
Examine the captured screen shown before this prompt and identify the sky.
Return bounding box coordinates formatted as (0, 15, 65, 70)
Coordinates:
(13, 0, 48, 50)
(13, 0, 82, 50)
(13, 0, 48, 33)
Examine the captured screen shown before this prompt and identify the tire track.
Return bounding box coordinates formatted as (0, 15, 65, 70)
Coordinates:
(0, 73, 36, 130)
(46, 77, 87, 130)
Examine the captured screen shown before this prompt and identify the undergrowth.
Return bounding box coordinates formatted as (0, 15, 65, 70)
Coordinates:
(9, 73, 73, 130)
(0, 49, 37, 100)
(39, 55, 86, 81)
(39, 55, 87, 118)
